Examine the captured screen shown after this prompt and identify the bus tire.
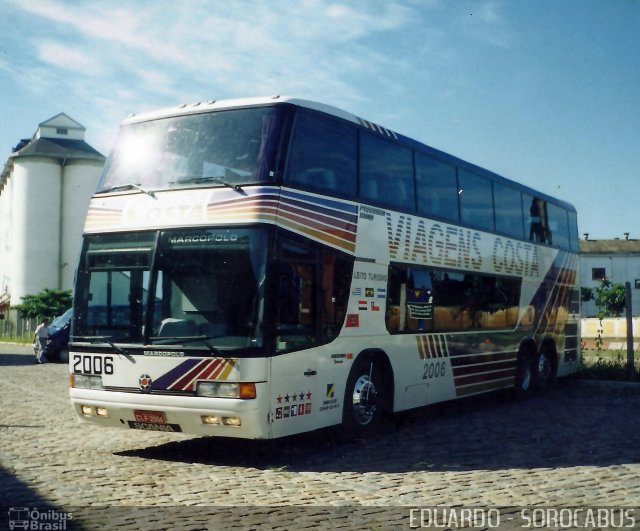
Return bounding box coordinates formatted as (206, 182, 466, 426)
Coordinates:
(514, 348, 535, 400)
(341, 353, 391, 438)
(532, 344, 556, 394)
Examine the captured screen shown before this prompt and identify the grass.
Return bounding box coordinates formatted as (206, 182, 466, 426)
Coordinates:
(0, 335, 33, 345)
(577, 349, 640, 382)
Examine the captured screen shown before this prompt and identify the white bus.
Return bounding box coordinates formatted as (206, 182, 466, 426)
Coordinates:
(69, 96, 580, 439)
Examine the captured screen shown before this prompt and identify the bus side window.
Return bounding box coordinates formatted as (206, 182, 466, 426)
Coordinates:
(359, 132, 415, 212)
(547, 203, 570, 250)
(494, 183, 524, 239)
(526, 196, 552, 245)
(274, 234, 353, 352)
(386, 265, 434, 334)
(275, 262, 307, 326)
(321, 249, 352, 341)
(415, 152, 459, 223)
(385, 266, 404, 333)
(285, 110, 357, 198)
(458, 170, 494, 231)
(568, 210, 579, 252)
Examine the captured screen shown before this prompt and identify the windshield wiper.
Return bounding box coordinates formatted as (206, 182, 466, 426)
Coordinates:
(71, 335, 125, 354)
(150, 335, 227, 356)
(170, 171, 246, 194)
(100, 183, 157, 199)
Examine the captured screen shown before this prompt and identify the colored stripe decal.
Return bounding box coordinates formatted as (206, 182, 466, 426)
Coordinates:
(151, 359, 201, 390)
(85, 186, 360, 254)
(151, 358, 237, 392)
(416, 334, 448, 359)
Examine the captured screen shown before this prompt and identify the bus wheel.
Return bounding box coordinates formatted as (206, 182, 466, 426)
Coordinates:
(342, 355, 389, 438)
(514, 351, 534, 400)
(532, 348, 555, 393)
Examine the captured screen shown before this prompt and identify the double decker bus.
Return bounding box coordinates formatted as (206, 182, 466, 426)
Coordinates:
(69, 96, 580, 439)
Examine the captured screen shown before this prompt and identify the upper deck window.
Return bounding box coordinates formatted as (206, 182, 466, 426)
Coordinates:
(568, 210, 579, 252)
(458, 170, 494, 231)
(547, 202, 570, 250)
(359, 132, 415, 211)
(285, 110, 357, 198)
(494, 182, 524, 239)
(98, 106, 288, 193)
(415, 153, 459, 223)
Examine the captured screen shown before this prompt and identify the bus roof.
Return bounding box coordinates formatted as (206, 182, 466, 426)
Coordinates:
(123, 95, 359, 125)
(122, 96, 575, 212)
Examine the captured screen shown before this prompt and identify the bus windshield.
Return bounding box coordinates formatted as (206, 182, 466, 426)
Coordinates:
(73, 228, 269, 350)
(97, 106, 288, 193)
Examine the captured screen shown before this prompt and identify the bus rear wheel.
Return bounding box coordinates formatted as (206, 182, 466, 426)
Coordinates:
(514, 350, 535, 400)
(342, 355, 390, 438)
(532, 348, 556, 393)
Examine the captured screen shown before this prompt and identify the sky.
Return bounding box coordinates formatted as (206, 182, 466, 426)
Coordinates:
(1, 0, 638, 240)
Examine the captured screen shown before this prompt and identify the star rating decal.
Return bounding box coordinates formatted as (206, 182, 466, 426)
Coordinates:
(274, 390, 313, 420)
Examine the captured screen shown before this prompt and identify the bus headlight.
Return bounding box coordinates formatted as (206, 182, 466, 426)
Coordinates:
(73, 374, 104, 390)
(196, 382, 256, 399)
(200, 415, 242, 427)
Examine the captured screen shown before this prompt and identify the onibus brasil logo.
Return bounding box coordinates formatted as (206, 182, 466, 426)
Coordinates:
(8, 507, 72, 530)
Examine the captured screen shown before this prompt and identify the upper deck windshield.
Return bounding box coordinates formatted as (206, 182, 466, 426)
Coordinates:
(73, 228, 268, 351)
(98, 106, 289, 193)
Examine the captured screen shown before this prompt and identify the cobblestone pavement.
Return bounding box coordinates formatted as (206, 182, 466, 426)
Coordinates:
(1, 343, 639, 530)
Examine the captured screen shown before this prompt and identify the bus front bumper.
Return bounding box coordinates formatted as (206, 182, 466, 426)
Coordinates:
(69, 387, 271, 439)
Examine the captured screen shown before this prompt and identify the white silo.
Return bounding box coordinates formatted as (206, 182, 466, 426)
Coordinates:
(60, 159, 104, 290)
(0, 168, 13, 305)
(0, 113, 105, 309)
(10, 158, 62, 303)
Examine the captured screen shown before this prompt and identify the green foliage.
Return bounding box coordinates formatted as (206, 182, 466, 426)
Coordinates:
(577, 355, 639, 382)
(594, 279, 626, 318)
(11, 288, 72, 320)
(580, 287, 593, 303)
(594, 318, 604, 352)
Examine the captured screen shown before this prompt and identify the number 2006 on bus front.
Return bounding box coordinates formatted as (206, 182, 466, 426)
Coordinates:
(72, 354, 114, 375)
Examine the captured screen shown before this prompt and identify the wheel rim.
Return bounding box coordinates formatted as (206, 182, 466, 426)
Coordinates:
(351, 374, 378, 426)
(537, 353, 551, 386)
(520, 365, 531, 391)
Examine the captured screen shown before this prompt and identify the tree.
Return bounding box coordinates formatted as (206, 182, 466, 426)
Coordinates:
(594, 279, 626, 318)
(580, 287, 594, 303)
(11, 289, 72, 320)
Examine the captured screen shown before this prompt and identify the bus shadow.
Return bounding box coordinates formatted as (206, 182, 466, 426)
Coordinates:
(0, 465, 68, 511)
(0, 353, 36, 366)
(115, 380, 640, 473)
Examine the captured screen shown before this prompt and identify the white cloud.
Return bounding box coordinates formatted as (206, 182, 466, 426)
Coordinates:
(37, 40, 100, 74)
(6, 0, 436, 150)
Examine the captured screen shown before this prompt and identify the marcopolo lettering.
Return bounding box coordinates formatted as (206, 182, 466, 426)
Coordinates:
(169, 233, 238, 245)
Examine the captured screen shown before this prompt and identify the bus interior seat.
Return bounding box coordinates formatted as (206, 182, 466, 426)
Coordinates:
(364, 174, 408, 207)
(157, 318, 198, 337)
(361, 177, 379, 200)
(297, 168, 336, 190)
(382, 179, 407, 207)
(198, 322, 227, 338)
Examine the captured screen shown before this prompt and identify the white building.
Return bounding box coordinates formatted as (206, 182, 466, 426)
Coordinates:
(579, 234, 640, 317)
(0, 113, 105, 315)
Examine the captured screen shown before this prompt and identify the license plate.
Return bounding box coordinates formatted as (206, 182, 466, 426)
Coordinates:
(127, 421, 182, 432)
(134, 410, 166, 424)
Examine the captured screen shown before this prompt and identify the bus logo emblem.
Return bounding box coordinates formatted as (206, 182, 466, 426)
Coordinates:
(139, 374, 153, 393)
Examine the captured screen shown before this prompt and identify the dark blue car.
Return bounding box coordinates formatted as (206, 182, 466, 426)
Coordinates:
(43, 308, 72, 362)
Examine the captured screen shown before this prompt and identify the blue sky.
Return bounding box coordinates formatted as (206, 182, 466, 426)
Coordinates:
(1, 0, 638, 240)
